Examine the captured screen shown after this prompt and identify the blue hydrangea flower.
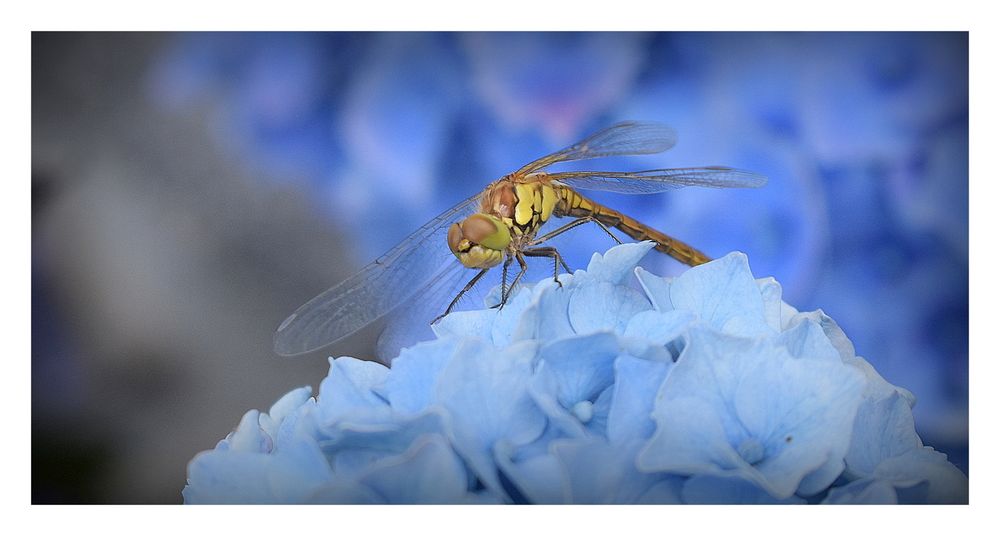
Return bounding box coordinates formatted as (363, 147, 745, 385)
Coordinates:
(183, 242, 967, 504)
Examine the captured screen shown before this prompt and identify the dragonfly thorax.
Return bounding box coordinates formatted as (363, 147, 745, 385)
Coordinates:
(447, 213, 511, 269)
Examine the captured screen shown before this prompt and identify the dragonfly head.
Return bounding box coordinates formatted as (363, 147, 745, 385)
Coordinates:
(448, 213, 511, 269)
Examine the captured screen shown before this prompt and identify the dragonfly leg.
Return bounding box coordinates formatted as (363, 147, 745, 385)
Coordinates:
(499, 253, 530, 307)
(491, 254, 515, 310)
(529, 216, 622, 247)
(523, 246, 569, 287)
(432, 268, 490, 324)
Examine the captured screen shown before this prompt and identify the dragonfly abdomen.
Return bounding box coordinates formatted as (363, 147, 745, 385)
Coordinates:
(553, 186, 711, 266)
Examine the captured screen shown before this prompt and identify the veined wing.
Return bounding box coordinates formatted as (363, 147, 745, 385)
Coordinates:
(514, 121, 678, 176)
(273, 194, 482, 357)
(542, 167, 768, 194)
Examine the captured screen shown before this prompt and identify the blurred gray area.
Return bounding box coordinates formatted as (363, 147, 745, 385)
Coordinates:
(32, 33, 361, 503)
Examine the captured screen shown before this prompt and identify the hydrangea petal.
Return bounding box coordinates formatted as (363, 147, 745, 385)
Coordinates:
(490, 285, 536, 345)
(584, 241, 656, 284)
(358, 434, 480, 504)
(226, 410, 272, 453)
(756, 277, 784, 331)
(669, 252, 773, 337)
(606, 354, 673, 446)
(634, 266, 673, 312)
(639, 327, 865, 498)
(512, 279, 576, 342)
(431, 308, 495, 341)
(382, 338, 460, 415)
(822, 478, 899, 504)
(316, 410, 445, 479)
(873, 447, 968, 504)
(568, 281, 651, 334)
(435, 339, 546, 496)
(183, 435, 331, 504)
(780, 316, 842, 362)
(845, 391, 922, 478)
(682, 474, 806, 504)
(494, 439, 565, 504)
(786, 309, 856, 361)
(260, 386, 312, 442)
(529, 332, 620, 437)
(315, 356, 391, 425)
(551, 437, 665, 504)
(622, 309, 695, 348)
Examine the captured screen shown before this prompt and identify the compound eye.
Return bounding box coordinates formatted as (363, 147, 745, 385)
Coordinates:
(447, 222, 464, 254)
(460, 214, 500, 243)
(460, 213, 511, 251)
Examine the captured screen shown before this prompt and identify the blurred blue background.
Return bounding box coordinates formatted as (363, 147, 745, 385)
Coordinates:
(32, 32, 967, 503)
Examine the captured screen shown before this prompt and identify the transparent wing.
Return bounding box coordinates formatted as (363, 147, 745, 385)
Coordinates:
(542, 167, 768, 194)
(273, 194, 482, 357)
(514, 121, 678, 176)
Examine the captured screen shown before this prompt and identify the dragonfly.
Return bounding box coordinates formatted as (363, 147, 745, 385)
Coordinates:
(274, 121, 766, 359)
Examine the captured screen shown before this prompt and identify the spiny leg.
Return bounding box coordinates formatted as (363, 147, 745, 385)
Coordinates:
(528, 216, 622, 248)
(432, 268, 489, 324)
(490, 254, 515, 310)
(523, 246, 569, 287)
(499, 253, 530, 307)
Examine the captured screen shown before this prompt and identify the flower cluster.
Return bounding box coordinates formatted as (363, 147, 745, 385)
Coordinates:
(183, 242, 967, 504)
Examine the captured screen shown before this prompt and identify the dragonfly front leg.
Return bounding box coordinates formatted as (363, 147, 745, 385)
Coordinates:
(498, 253, 530, 307)
(523, 246, 569, 287)
(432, 268, 489, 324)
(490, 254, 516, 310)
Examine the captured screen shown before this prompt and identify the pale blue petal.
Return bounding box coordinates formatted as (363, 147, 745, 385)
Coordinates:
(873, 447, 968, 504)
(226, 410, 271, 453)
(569, 281, 651, 334)
(780, 316, 842, 363)
(778, 300, 801, 331)
(585, 385, 612, 437)
(304, 482, 383, 504)
(273, 398, 317, 449)
(431, 308, 495, 341)
(584, 241, 656, 285)
(634, 266, 673, 312)
(797, 456, 846, 497)
(639, 328, 865, 498)
(669, 252, 773, 337)
(635, 477, 685, 504)
(529, 332, 620, 437)
(489, 286, 536, 345)
(260, 386, 312, 442)
(756, 277, 784, 331)
(845, 391, 922, 479)
(511, 280, 576, 343)
(435, 339, 546, 496)
(316, 410, 445, 479)
(358, 434, 475, 504)
(637, 396, 745, 475)
(682, 475, 806, 504)
(606, 354, 673, 446)
(315, 356, 391, 425)
(822, 479, 899, 504)
(847, 354, 918, 407)
(785, 309, 856, 361)
(551, 437, 663, 504)
(382, 338, 460, 415)
(184, 435, 331, 504)
(494, 439, 566, 504)
(622, 309, 695, 348)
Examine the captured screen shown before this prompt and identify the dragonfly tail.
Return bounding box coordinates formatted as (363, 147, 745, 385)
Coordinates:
(556, 188, 711, 267)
